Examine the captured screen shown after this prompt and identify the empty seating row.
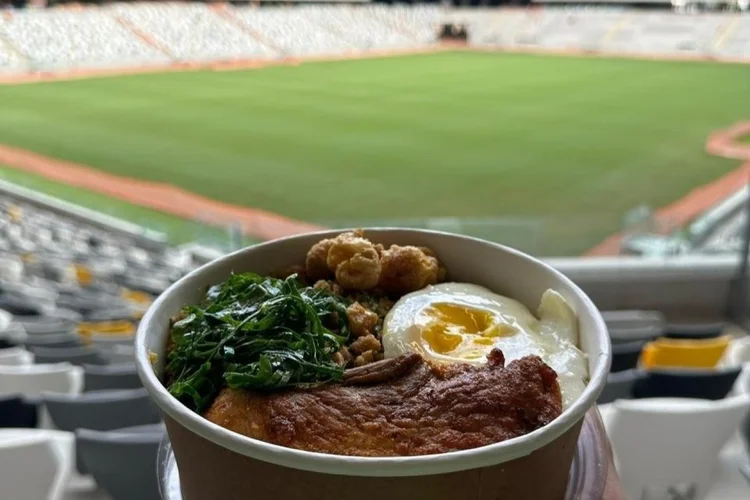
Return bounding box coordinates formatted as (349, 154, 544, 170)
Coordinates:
(0, 173, 201, 500)
(0, 9, 169, 71)
(603, 394, 750, 500)
(0, 4, 442, 73)
(0, 193, 200, 371)
(114, 3, 274, 62)
(598, 366, 743, 404)
(0, 426, 162, 500)
(460, 9, 750, 61)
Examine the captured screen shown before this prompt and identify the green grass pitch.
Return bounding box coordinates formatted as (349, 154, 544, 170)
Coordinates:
(0, 51, 748, 255)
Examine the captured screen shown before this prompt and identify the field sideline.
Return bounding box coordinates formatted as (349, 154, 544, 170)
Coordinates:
(0, 51, 748, 255)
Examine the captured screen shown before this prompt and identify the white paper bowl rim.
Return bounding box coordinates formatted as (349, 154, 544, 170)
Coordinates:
(136, 228, 611, 477)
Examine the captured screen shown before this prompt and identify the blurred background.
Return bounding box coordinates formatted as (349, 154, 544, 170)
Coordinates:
(0, 1, 749, 499)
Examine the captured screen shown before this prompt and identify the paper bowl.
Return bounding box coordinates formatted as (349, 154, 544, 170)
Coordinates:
(136, 229, 611, 500)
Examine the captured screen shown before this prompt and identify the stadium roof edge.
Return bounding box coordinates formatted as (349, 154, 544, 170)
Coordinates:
(0, 178, 167, 250)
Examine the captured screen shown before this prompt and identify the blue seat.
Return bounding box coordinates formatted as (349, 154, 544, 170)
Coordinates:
(42, 388, 161, 433)
(597, 369, 644, 405)
(83, 364, 141, 392)
(43, 388, 161, 473)
(665, 322, 725, 340)
(22, 333, 83, 349)
(0, 394, 38, 428)
(611, 340, 646, 373)
(633, 366, 742, 400)
(76, 428, 163, 500)
(29, 346, 107, 366)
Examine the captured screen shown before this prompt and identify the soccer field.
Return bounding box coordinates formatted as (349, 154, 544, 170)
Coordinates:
(0, 51, 748, 255)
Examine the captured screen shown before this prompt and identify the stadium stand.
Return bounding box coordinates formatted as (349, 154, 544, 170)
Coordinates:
(304, 5, 419, 50)
(462, 8, 750, 59)
(0, 185, 200, 499)
(0, 5, 746, 76)
(232, 6, 348, 56)
(0, 9, 169, 71)
(0, 189, 197, 361)
(0, 5, 749, 499)
(113, 3, 275, 62)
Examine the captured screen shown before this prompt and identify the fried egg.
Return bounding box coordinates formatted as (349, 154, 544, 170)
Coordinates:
(381, 283, 588, 409)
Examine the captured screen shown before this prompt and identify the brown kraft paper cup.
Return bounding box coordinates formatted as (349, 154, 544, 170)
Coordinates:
(137, 229, 611, 500)
(165, 414, 583, 500)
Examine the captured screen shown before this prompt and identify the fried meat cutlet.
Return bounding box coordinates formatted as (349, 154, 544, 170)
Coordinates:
(204, 350, 562, 457)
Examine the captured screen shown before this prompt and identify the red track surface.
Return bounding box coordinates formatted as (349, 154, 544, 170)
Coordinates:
(0, 143, 322, 241)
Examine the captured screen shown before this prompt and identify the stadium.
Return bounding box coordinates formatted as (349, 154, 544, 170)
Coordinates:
(0, 1, 750, 500)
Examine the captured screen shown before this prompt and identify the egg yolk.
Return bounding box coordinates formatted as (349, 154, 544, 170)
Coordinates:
(419, 303, 514, 356)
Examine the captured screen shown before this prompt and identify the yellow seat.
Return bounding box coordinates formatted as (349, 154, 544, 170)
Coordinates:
(77, 320, 135, 337)
(640, 335, 731, 369)
(7, 204, 22, 222)
(74, 264, 93, 286)
(121, 289, 152, 306)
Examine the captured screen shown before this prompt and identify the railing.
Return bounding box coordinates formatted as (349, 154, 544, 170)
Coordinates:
(550, 255, 744, 321)
(0, 179, 167, 250)
(3, 177, 748, 323)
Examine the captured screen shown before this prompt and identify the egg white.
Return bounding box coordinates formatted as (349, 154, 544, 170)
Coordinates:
(381, 283, 588, 409)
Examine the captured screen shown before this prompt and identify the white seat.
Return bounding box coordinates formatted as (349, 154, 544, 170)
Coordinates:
(0, 363, 84, 397)
(605, 396, 750, 500)
(101, 344, 135, 364)
(0, 347, 34, 366)
(0, 308, 12, 332)
(89, 334, 134, 351)
(0, 429, 74, 500)
(723, 336, 750, 396)
(724, 336, 750, 367)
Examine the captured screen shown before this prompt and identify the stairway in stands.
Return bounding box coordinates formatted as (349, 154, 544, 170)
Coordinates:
(0, 29, 31, 70)
(211, 5, 282, 56)
(113, 15, 175, 61)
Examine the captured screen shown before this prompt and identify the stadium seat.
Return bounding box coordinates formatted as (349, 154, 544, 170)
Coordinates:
(22, 333, 83, 349)
(0, 295, 43, 317)
(42, 388, 160, 433)
(85, 307, 138, 323)
(100, 345, 136, 365)
(605, 396, 750, 500)
(83, 363, 142, 392)
(608, 326, 660, 345)
(633, 367, 742, 400)
(29, 346, 108, 366)
(14, 312, 80, 336)
(641, 336, 731, 370)
(0, 433, 63, 500)
(611, 340, 646, 373)
(0, 395, 38, 428)
(0, 364, 84, 397)
(597, 369, 643, 405)
(87, 333, 134, 350)
(77, 320, 135, 337)
(0, 429, 75, 500)
(76, 427, 163, 500)
(665, 322, 726, 340)
(43, 388, 161, 473)
(0, 347, 34, 366)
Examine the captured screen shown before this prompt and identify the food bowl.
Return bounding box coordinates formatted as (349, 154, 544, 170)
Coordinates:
(136, 229, 611, 500)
